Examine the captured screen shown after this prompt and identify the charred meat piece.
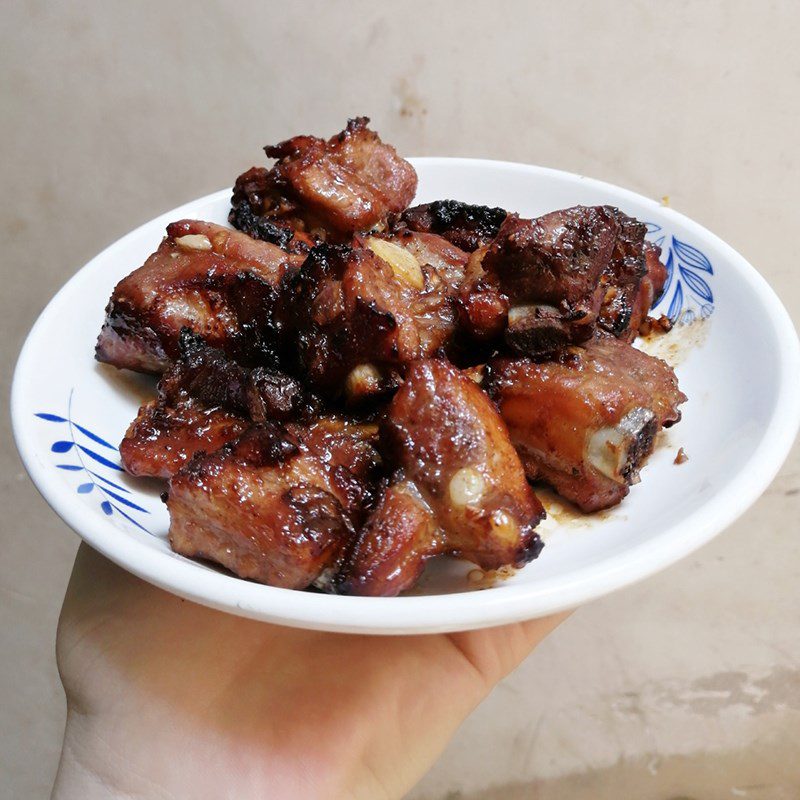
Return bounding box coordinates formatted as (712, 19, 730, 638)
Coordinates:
(395, 200, 508, 252)
(286, 241, 456, 404)
(597, 210, 648, 340)
(230, 117, 417, 241)
(167, 419, 381, 589)
(96, 220, 303, 374)
(120, 332, 318, 479)
(120, 399, 248, 479)
(487, 335, 686, 512)
(476, 207, 620, 356)
(338, 358, 545, 596)
(596, 212, 669, 341)
(160, 330, 317, 423)
(229, 167, 315, 254)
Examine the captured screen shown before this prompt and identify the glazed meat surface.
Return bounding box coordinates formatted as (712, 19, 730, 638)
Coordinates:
(379, 229, 469, 294)
(338, 358, 545, 596)
(101, 118, 689, 597)
(96, 220, 302, 373)
(285, 241, 456, 403)
(596, 210, 648, 340)
(167, 419, 381, 589)
(458, 206, 670, 355)
(159, 331, 316, 422)
(363, 231, 469, 365)
(396, 200, 508, 252)
(120, 398, 248, 479)
(629, 241, 670, 336)
(477, 207, 619, 356)
(488, 335, 686, 511)
(230, 117, 417, 241)
(596, 212, 670, 341)
(120, 333, 315, 478)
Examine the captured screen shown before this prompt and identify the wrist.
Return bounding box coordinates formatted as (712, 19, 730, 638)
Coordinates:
(51, 704, 369, 800)
(52, 710, 128, 800)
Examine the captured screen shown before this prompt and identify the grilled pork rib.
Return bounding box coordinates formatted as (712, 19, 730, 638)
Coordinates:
(120, 333, 316, 478)
(96, 220, 302, 374)
(395, 200, 508, 252)
(167, 420, 381, 589)
(487, 335, 686, 511)
(230, 117, 417, 242)
(101, 117, 687, 597)
(338, 358, 545, 596)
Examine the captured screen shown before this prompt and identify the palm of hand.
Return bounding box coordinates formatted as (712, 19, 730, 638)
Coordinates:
(54, 544, 564, 800)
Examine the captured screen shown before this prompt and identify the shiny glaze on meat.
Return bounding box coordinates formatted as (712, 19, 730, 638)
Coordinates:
(95, 220, 302, 373)
(230, 117, 417, 241)
(285, 241, 456, 402)
(628, 241, 669, 336)
(338, 358, 545, 596)
(120, 333, 316, 478)
(597, 210, 648, 340)
(479, 207, 619, 356)
(488, 335, 686, 511)
(381, 229, 469, 293)
(99, 116, 689, 596)
(336, 481, 440, 596)
(167, 419, 381, 589)
(120, 398, 248, 479)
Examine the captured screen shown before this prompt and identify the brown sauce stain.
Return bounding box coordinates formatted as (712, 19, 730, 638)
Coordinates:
(638, 317, 711, 368)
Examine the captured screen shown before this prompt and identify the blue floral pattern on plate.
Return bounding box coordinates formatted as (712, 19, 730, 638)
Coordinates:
(646, 223, 714, 324)
(35, 389, 151, 534)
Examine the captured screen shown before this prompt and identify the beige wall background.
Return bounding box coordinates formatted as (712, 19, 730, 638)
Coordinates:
(2, 1, 799, 798)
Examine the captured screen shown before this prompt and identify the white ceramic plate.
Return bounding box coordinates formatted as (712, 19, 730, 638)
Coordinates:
(12, 159, 800, 634)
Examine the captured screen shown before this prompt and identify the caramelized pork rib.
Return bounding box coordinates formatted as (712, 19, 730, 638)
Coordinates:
(119, 333, 317, 479)
(339, 358, 545, 596)
(338, 481, 441, 596)
(643, 240, 668, 301)
(230, 117, 417, 242)
(120, 399, 248, 479)
(374, 230, 469, 294)
(96, 220, 303, 373)
(478, 207, 619, 356)
(395, 200, 508, 252)
(487, 335, 686, 512)
(362, 230, 468, 365)
(160, 330, 316, 422)
(229, 167, 315, 254)
(459, 206, 665, 353)
(287, 241, 455, 403)
(596, 212, 671, 341)
(167, 420, 381, 589)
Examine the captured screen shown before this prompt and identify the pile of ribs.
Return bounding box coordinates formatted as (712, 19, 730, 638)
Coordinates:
(97, 117, 686, 596)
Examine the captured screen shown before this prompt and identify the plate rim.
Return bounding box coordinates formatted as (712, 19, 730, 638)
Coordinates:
(11, 157, 800, 634)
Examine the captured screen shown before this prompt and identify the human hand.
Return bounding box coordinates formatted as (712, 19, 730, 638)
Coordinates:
(53, 543, 567, 800)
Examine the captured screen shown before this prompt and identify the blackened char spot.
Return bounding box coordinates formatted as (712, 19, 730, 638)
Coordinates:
(229, 203, 296, 251)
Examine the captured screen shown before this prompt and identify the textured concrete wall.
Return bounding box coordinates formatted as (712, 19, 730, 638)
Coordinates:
(1, 1, 798, 798)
